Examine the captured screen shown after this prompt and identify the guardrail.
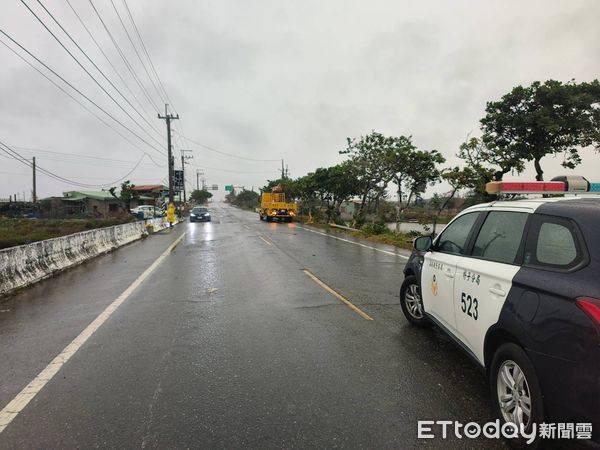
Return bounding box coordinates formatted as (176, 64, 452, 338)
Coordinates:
(0, 217, 178, 296)
(329, 223, 359, 232)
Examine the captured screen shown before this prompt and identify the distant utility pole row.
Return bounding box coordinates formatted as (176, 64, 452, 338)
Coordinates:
(280, 159, 289, 179)
(180, 149, 193, 203)
(196, 169, 205, 191)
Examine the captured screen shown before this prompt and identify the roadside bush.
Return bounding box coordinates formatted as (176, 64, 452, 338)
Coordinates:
(361, 221, 387, 235)
(406, 230, 423, 239)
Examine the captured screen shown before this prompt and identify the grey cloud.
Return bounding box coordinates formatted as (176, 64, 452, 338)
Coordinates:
(1, 0, 600, 199)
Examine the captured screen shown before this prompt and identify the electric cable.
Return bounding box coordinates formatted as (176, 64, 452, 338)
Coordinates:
(21, 0, 165, 149)
(0, 29, 167, 158)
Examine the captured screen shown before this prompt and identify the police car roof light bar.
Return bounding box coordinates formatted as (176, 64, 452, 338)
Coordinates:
(485, 175, 600, 195)
(485, 181, 565, 194)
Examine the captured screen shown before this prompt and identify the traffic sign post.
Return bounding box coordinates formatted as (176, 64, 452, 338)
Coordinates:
(174, 170, 184, 191)
(225, 185, 233, 192)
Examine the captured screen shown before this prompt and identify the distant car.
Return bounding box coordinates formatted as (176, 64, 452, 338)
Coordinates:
(130, 205, 156, 219)
(190, 207, 211, 222)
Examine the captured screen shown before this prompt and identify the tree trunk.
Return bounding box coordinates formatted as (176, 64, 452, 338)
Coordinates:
(534, 158, 544, 181)
(358, 191, 369, 219)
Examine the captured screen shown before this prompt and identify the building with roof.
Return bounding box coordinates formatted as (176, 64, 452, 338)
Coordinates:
(130, 184, 169, 208)
(42, 191, 121, 218)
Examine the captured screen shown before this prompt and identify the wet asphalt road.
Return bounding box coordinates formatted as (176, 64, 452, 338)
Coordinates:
(0, 203, 508, 449)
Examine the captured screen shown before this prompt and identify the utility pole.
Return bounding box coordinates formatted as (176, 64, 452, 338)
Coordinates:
(180, 150, 193, 203)
(196, 169, 204, 191)
(281, 159, 285, 179)
(32, 156, 37, 203)
(158, 104, 179, 203)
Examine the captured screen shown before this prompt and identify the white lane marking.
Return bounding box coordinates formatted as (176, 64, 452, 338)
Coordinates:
(0, 231, 187, 434)
(295, 225, 409, 259)
(258, 235, 272, 246)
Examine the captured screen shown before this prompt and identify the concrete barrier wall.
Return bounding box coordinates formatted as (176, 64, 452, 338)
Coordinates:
(146, 217, 171, 232)
(0, 218, 177, 296)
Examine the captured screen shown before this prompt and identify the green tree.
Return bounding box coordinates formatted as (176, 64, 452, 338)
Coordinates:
(340, 131, 394, 221)
(225, 191, 236, 203)
(190, 189, 213, 204)
(109, 180, 139, 212)
(232, 190, 260, 209)
(261, 178, 299, 201)
(314, 162, 360, 222)
(384, 138, 445, 232)
(457, 137, 498, 200)
(481, 79, 600, 180)
(295, 172, 320, 221)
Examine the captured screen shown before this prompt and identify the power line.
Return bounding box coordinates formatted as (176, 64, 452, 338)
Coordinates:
(0, 169, 143, 181)
(175, 133, 281, 162)
(20, 0, 165, 149)
(0, 141, 145, 188)
(87, 0, 160, 112)
(119, 0, 193, 156)
(35, 0, 163, 138)
(64, 0, 155, 126)
(200, 165, 280, 174)
(10, 145, 165, 167)
(0, 28, 166, 158)
(121, 0, 173, 107)
(0, 38, 164, 168)
(109, 0, 165, 104)
(1, 143, 144, 188)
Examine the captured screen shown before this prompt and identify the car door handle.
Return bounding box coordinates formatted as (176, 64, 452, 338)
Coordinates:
(489, 287, 506, 297)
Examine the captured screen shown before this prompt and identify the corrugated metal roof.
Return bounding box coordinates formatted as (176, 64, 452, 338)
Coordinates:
(62, 191, 116, 201)
(132, 184, 167, 191)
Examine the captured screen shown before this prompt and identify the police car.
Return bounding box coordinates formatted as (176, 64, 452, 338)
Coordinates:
(400, 176, 600, 444)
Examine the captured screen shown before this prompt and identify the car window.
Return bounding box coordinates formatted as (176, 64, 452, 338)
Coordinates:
(472, 211, 528, 264)
(536, 222, 577, 266)
(435, 212, 479, 255)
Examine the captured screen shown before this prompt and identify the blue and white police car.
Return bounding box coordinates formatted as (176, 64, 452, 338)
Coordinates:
(400, 176, 600, 445)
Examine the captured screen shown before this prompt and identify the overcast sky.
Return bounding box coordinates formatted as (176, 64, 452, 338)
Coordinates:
(1, 0, 599, 201)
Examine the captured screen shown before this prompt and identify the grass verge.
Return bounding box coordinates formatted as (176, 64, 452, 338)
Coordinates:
(298, 220, 416, 250)
(0, 217, 135, 250)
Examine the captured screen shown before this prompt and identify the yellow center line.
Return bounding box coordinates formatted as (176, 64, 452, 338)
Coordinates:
(302, 269, 373, 321)
(258, 235, 272, 246)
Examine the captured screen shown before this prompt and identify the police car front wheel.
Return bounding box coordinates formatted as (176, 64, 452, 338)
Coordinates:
(490, 343, 545, 447)
(400, 276, 430, 327)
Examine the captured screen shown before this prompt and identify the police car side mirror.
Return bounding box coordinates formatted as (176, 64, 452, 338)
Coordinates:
(413, 236, 432, 252)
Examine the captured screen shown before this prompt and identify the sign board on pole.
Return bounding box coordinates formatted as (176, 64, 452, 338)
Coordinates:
(211, 184, 219, 191)
(173, 170, 184, 191)
(225, 184, 233, 192)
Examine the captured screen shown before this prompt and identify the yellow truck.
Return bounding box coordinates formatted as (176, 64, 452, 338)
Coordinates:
(258, 189, 298, 222)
